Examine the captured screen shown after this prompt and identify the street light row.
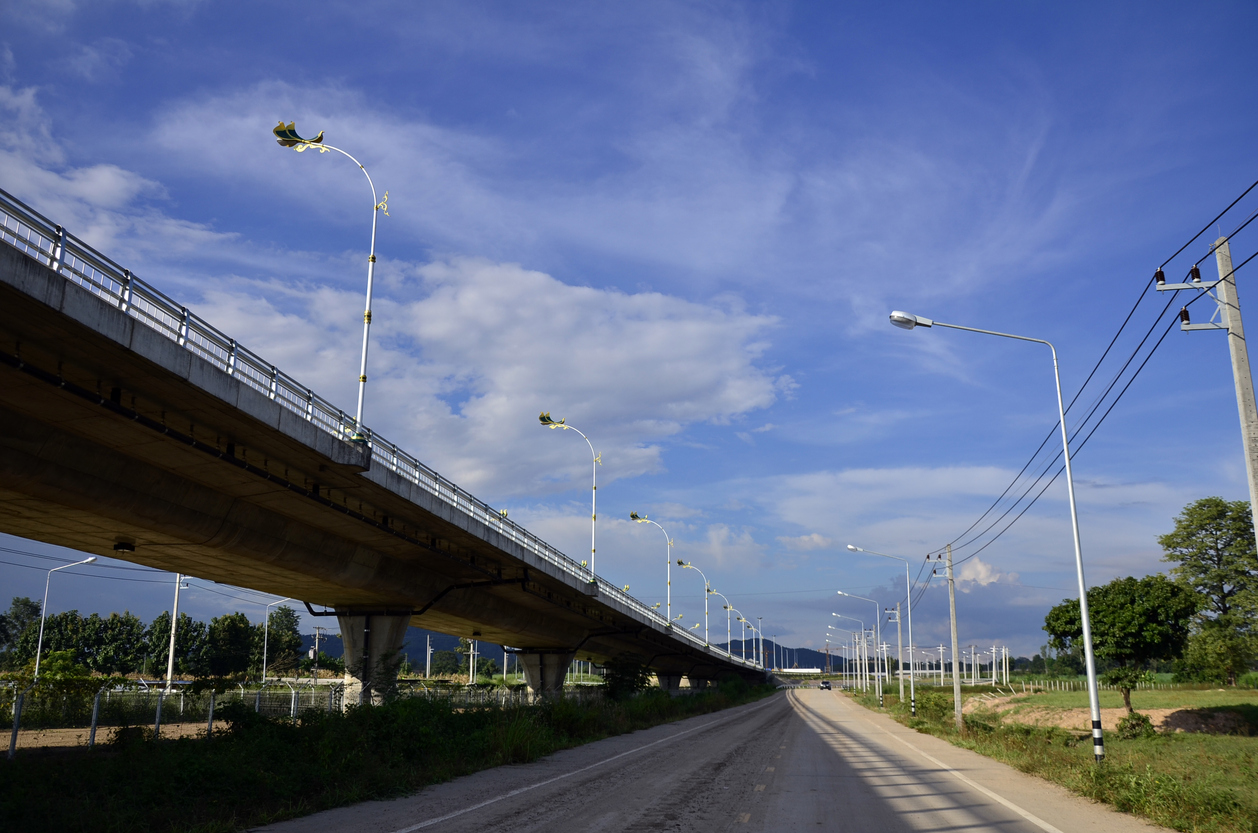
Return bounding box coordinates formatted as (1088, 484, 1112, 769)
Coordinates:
(541, 412, 766, 670)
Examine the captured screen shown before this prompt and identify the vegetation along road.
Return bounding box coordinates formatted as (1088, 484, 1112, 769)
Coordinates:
(255, 689, 1166, 833)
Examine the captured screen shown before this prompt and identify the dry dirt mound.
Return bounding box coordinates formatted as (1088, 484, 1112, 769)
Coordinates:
(971, 695, 1252, 735)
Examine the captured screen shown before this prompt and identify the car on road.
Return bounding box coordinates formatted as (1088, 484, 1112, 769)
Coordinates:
(819, 680, 831, 690)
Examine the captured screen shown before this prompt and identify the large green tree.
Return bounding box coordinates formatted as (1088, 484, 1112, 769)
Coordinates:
(1158, 497, 1258, 683)
(81, 612, 147, 675)
(146, 612, 210, 678)
(0, 597, 41, 670)
(207, 612, 254, 677)
(251, 605, 302, 675)
(1159, 497, 1258, 624)
(14, 609, 84, 666)
(1044, 574, 1198, 712)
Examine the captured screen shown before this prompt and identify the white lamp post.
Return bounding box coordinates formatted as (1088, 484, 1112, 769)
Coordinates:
(888, 309, 1104, 760)
(272, 122, 388, 442)
(34, 557, 97, 678)
(164, 573, 190, 693)
(677, 560, 711, 646)
(631, 512, 672, 623)
(732, 609, 749, 661)
(837, 590, 884, 703)
(262, 597, 294, 684)
(708, 589, 734, 658)
(832, 616, 868, 691)
(540, 413, 599, 578)
(846, 544, 916, 716)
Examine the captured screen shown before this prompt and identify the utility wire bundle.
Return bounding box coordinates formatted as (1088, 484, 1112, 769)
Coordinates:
(903, 179, 1258, 608)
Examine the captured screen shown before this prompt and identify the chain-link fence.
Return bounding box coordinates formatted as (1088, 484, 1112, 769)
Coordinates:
(4, 680, 346, 757)
(4, 678, 616, 757)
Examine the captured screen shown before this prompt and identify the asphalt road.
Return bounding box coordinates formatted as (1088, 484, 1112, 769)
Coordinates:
(254, 688, 1168, 833)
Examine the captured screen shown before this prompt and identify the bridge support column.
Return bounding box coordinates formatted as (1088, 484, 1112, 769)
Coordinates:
(517, 650, 575, 697)
(686, 676, 709, 690)
(336, 613, 411, 707)
(657, 674, 681, 693)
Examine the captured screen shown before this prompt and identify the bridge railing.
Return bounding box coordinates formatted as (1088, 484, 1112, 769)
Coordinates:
(0, 187, 759, 671)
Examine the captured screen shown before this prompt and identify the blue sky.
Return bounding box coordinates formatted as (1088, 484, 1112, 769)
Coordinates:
(2, 1, 1256, 661)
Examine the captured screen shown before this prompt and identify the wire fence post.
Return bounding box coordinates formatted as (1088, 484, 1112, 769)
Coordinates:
(8, 684, 34, 760)
(206, 691, 216, 736)
(154, 691, 165, 739)
(88, 686, 106, 749)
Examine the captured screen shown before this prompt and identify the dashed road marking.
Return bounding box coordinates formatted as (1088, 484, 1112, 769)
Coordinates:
(765, 766, 774, 772)
(385, 696, 781, 833)
(739, 813, 751, 823)
(754, 784, 766, 791)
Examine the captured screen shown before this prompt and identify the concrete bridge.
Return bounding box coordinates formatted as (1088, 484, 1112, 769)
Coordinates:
(0, 187, 763, 701)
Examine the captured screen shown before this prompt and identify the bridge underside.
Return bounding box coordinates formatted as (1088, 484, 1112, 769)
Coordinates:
(0, 243, 755, 684)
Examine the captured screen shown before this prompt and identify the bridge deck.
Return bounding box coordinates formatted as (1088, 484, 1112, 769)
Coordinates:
(0, 188, 760, 679)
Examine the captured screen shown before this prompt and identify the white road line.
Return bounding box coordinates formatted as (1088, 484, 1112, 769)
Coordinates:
(847, 700, 1065, 833)
(386, 696, 780, 833)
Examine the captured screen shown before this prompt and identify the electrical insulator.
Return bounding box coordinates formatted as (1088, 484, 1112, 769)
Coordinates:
(1190, 265, 1202, 282)
(1180, 307, 1191, 325)
(1154, 268, 1165, 284)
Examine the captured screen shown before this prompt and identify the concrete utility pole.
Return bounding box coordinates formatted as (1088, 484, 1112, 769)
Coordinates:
(945, 545, 963, 732)
(1158, 237, 1258, 554)
(165, 573, 183, 694)
(893, 604, 904, 701)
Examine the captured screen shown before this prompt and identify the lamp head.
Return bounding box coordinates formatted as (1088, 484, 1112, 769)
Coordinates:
(630, 511, 645, 521)
(677, 559, 687, 566)
(889, 310, 932, 330)
(539, 411, 565, 428)
(845, 544, 860, 552)
(273, 121, 324, 149)
(84, 556, 98, 564)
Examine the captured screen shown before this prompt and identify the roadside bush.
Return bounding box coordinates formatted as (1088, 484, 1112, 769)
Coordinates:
(1116, 711, 1157, 739)
(1238, 671, 1258, 689)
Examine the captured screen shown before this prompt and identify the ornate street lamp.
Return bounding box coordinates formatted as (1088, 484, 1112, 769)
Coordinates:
(540, 412, 599, 578)
(630, 512, 673, 624)
(273, 121, 388, 442)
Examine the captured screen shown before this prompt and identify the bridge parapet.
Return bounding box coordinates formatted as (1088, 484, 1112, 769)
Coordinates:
(0, 186, 753, 674)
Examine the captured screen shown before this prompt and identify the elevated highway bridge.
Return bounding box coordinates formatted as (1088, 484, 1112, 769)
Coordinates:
(0, 188, 763, 700)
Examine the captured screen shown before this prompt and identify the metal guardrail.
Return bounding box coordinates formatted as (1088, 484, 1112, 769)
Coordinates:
(0, 186, 757, 671)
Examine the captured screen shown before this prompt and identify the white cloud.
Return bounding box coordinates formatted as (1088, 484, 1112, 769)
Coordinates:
(66, 38, 133, 83)
(776, 533, 833, 551)
(956, 556, 1017, 591)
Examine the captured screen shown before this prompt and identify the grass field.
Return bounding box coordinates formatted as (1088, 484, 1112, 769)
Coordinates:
(0, 680, 774, 833)
(859, 685, 1258, 833)
(1003, 686, 1258, 713)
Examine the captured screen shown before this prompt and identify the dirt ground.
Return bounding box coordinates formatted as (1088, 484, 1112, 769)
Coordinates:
(11, 721, 207, 749)
(965, 693, 1253, 734)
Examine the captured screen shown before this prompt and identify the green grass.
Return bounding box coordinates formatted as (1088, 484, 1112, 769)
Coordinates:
(856, 688, 1258, 832)
(0, 681, 775, 833)
(1005, 687, 1258, 713)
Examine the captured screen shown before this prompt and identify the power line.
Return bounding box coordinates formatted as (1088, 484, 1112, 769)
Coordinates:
(928, 178, 1258, 563)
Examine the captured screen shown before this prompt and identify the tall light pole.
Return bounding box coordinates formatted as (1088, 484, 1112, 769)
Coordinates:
(164, 573, 190, 693)
(757, 617, 763, 671)
(832, 616, 867, 691)
(709, 589, 734, 658)
(272, 122, 388, 442)
(677, 561, 711, 646)
(631, 512, 672, 623)
(34, 557, 97, 678)
(889, 310, 1104, 761)
(732, 610, 749, 661)
(837, 591, 884, 703)
(540, 413, 599, 578)
(847, 544, 916, 715)
(262, 597, 294, 684)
